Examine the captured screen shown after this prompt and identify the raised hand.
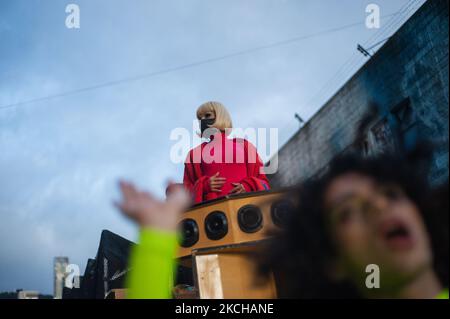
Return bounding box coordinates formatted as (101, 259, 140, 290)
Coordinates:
(114, 180, 191, 232)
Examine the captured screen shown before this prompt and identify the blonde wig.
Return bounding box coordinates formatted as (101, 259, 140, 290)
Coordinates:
(196, 101, 233, 132)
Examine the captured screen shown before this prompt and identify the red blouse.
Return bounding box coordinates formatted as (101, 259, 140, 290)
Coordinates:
(183, 132, 270, 203)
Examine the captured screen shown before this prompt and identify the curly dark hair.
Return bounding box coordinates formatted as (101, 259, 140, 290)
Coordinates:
(259, 145, 449, 298)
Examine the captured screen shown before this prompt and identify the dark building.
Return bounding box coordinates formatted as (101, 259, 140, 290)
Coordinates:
(270, 0, 449, 187)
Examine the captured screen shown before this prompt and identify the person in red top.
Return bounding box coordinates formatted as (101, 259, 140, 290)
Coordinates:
(183, 101, 270, 203)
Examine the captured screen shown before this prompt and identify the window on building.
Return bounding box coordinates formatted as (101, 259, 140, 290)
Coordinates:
(370, 118, 396, 154)
(391, 98, 416, 131)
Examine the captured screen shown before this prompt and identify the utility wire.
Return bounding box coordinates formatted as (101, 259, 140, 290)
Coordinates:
(277, 0, 423, 141)
(302, 0, 423, 112)
(0, 13, 398, 111)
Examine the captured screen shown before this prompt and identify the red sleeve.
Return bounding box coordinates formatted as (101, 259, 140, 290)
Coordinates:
(183, 148, 210, 203)
(240, 140, 270, 192)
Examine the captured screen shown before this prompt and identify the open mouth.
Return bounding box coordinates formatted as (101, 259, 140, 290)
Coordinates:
(380, 219, 414, 250)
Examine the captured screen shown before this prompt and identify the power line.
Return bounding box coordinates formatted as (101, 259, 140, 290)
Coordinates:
(277, 0, 423, 141)
(0, 14, 395, 111)
(302, 0, 423, 112)
(326, 0, 418, 90)
(366, 37, 392, 51)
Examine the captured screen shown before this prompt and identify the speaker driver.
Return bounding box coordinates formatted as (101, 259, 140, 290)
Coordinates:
(205, 211, 228, 240)
(238, 205, 263, 233)
(178, 218, 199, 247)
(271, 200, 294, 228)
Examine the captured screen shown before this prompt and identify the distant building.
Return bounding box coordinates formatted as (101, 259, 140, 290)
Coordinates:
(17, 290, 40, 299)
(54, 257, 69, 299)
(270, 0, 449, 187)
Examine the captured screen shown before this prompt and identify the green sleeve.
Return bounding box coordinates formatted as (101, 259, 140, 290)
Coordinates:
(437, 289, 449, 299)
(126, 228, 178, 299)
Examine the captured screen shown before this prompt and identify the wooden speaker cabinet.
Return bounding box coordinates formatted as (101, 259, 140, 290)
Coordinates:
(175, 190, 294, 299)
(190, 242, 277, 299)
(176, 190, 293, 258)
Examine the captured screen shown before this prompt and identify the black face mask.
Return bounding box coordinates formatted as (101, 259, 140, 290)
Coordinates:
(200, 118, 216, 134)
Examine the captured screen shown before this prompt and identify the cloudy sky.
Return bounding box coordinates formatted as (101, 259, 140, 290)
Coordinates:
(0, 0, 424, 294)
